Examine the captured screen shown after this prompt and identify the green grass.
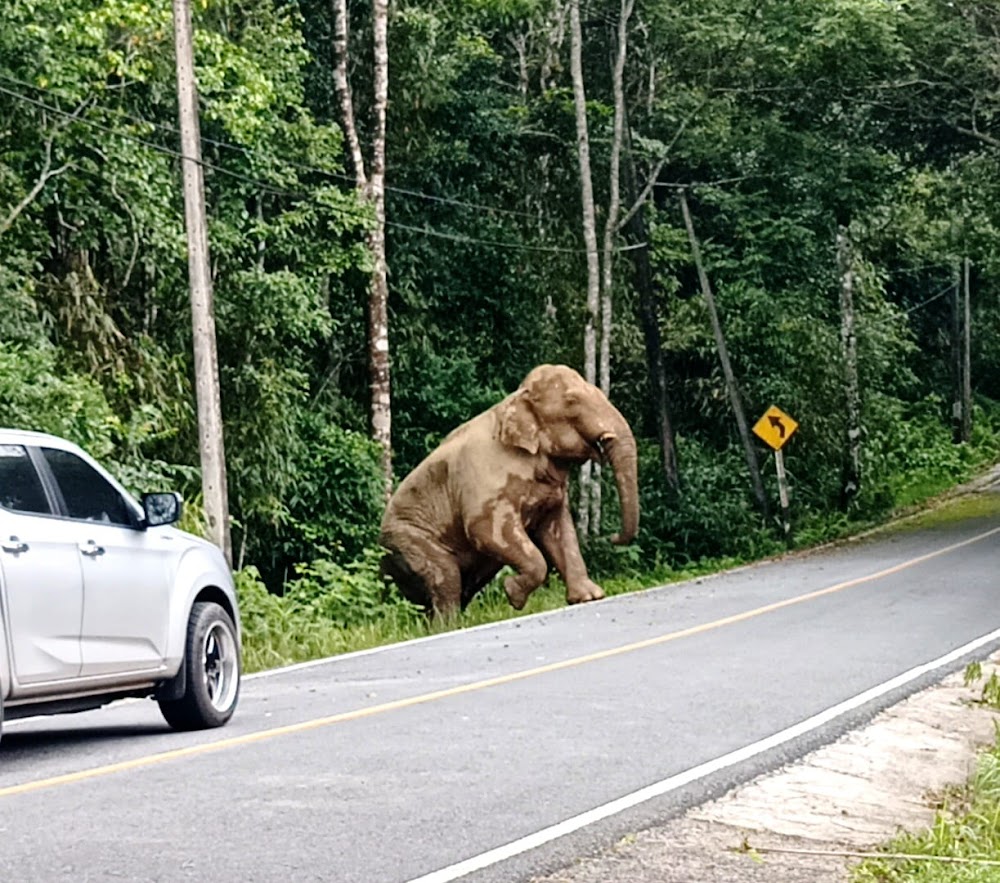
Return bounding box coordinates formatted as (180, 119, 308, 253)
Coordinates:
(852, 735, 1000, 883)
(883, 491, 1000, 533)
(849, 663, 1000, 883)
(235, 554, 748, 674)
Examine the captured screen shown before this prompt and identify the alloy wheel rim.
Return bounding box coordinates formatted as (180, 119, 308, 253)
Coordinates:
(202, 621, 238, 712)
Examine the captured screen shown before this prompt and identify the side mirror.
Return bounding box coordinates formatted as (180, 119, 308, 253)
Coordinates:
(142, 492, 183, 528)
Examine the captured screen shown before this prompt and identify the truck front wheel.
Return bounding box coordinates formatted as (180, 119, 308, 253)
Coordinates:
(158, 602, 241, 731)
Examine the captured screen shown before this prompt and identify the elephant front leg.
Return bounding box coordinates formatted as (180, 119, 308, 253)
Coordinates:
(536, 504, 604, 605)
(467, 504, 549, 611)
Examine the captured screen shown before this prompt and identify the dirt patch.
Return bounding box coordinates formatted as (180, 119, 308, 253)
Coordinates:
(532, 658, 1000, 883)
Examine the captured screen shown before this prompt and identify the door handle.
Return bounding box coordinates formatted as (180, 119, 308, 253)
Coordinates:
(2, 536, 28, 554)
(79, 541, 105, 558)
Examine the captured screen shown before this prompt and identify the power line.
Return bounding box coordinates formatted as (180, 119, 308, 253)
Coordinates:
(0, 82, 324, 203)
(0, 72, 538, 221)
(0, 77, 648, 255)
(901, 279, 954, 315)
(390, 220, 646, 253)
(0, 79, 965, 316)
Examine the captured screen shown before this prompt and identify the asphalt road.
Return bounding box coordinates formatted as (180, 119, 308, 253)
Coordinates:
(1, 507, 999, 883)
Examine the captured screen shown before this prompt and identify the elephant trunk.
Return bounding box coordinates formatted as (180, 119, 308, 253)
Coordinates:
(603, 413, 639, 546)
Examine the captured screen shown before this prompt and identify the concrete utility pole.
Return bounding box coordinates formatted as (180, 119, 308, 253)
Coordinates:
(173, 0, 232, 564)
(679, 189, 768, 518)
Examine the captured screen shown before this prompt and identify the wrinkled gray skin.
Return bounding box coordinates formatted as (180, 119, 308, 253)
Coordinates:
(380, 364, 640, 618)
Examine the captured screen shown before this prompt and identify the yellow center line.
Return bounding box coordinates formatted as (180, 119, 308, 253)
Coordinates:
(2, 524, 998, 799)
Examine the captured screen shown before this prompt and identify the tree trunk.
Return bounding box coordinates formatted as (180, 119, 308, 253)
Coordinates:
(331, 0, 393, 499)
(951, 261, 962, 443)
(173, 0, 232, 564)
(623, 133, 678, 491)
(600, 0, 633, 397)
(679, 189, 767, 517)
(569, 0, 600, 537)
(330, 0, 366, 189)
(962, 257, 972, 443)
(368, 0, 392, 497)
(589, 0, 634, 535)
(837, 227, 861, 509)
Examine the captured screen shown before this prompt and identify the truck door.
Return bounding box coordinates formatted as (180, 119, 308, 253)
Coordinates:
(0, 444, 83, 687)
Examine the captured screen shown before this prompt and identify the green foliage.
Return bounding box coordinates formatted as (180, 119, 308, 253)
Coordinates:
(965, 661, 984, 687)
(964, 662, 1000, 711)
(281, 421, 385, 563)
(285, 548, 422, 628)
(623, 437, 781, 571)
(865, 397, 1000, 510)
(234, 560, 424, 672)
(0, 342, 119, 457)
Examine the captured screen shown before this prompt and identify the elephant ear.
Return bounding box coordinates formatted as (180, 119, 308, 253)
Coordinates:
(497, 390, 540, 454)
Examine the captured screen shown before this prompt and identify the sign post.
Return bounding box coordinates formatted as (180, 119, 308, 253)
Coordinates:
(752, 405, 799, 542)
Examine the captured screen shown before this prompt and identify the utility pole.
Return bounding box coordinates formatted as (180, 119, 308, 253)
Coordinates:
(173, 0, 231, 564)
(679, 189, 768, 518)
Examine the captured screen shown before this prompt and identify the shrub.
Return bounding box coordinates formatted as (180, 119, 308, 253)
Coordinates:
(0, 342, 119, 456)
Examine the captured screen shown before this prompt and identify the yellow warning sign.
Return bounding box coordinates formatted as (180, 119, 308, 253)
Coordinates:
(753, 405, 799, 451)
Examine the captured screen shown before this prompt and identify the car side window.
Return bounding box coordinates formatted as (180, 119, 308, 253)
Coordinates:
(41, 447, 134, 527)
(0, 444, 51, 515)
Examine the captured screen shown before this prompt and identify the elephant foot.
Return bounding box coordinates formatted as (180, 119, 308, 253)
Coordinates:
(566, 580, 605, 605)
(504, 575, 532, 610)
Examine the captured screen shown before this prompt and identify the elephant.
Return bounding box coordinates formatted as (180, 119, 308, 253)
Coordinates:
(380, 364, 639, 618)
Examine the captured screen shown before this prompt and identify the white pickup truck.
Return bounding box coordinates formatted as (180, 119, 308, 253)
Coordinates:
(0, 429, 241, 743)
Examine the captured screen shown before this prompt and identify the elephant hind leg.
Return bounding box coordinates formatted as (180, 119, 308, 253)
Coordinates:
(380, 536, 463, 619)
(381, 550, 433, 613)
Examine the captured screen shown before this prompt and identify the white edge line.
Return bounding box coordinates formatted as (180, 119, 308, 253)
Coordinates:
(404, 626, 1000, 883)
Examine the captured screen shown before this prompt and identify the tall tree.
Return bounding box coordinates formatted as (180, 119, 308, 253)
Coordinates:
(589, 0, 635, 534)
(837, 227, 861, 509)
(332, 0, 392, 496)
(569, 0, 601, 536)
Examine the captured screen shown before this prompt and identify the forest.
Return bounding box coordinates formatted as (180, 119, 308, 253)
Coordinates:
(3, 0, 1000, 662)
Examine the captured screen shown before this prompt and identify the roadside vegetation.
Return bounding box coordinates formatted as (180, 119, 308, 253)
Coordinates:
(852, 661, 1000, 883)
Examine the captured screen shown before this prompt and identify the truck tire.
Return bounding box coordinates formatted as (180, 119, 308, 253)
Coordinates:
(158, 602, 240, 731)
